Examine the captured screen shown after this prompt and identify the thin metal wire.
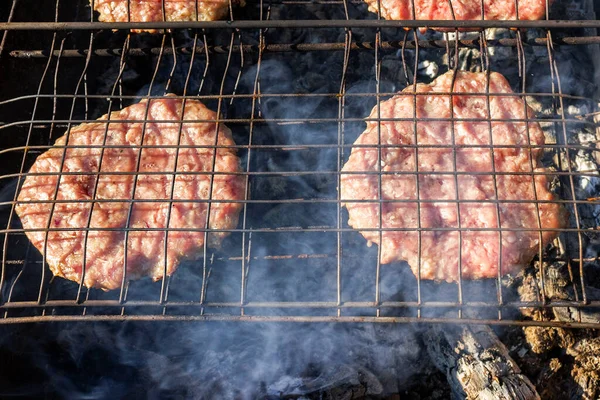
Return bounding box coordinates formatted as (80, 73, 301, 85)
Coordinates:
(11, 36, 600, 59)
(484, 35, 507, 320)
(3, 240, 32, 318)
(164, 35, 179, 94)
(5, 250, 598, 265)
(120, 33, 166, 302)
(159, 32, 200, 308)
(406, 29, 423, 319)
(200, 32, 238, 311)
(2, 225, 589, 235)
(2, 314, 600, 328)
(4, 169, 600, 184)
(62, 32, 96, 304)
(374, 26, 382, 318)
(39, 34, 67, 307)
(516, 29, 549, 316)
(1, 141, 599, 156)
(0, 0, 18, 58)
(337, 25, 352, 317)
(447, 48, 465, 319)
(240, 5, 265, 316)
(3, 114, 596, 129)
(2, 90, 595, 105)
(197, 30, 213, 315)
(229, 30, 245, 107)
(4, 298, 600, 309)
(547, 30, 588, 308)
(5, 20, 600, 30)
(14, 1, 61, 311)
(0, 15, 59, 308)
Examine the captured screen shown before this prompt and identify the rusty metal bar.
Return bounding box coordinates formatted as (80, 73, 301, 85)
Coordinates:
(2, 142, 598, 155)
(3, 299, 600, 309)
(1, 116, 596, 130)
(3, 197, 600, 208)
(1, 314, 599, 328)
(3, 168, 600, 180)
(0, 225, 589, 237)
(5, 252, 600, 264)
(0, 0, 17, 58)
(2, 20, 600, 31)
(0, 22, 59, 308)
(1, 91, 595, 103)
(10, 36, 600, 58)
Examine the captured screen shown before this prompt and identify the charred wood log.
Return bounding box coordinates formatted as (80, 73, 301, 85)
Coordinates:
(517, 261, 600, 399)
(544, 262, 600, 325)
(566, 337, 600, 400)
(424, 324, 540, 400)
(519, 261, 600, 325)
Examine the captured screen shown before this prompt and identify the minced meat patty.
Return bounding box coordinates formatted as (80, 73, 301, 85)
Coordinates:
(16, 96, 244, 290)
(92, 0, 244, 33)
(364, 0, 548, 24)
(340, 71, 567, 281)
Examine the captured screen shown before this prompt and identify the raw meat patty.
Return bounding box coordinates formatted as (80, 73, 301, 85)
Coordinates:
(364, 0, 548, 24)
(92, 0, 244, 33)
(340, 71, 566, 281)
(16, 96, 245, 290)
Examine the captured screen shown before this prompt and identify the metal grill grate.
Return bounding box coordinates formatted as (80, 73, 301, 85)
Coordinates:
(1, 0, 600, 327)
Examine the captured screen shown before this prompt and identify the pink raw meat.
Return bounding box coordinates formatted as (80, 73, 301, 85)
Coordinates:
(340, 71, 566, 281)
(16, 96, 245, 290)
(364, 0, 549, 24)
(92, 0, 244, 33)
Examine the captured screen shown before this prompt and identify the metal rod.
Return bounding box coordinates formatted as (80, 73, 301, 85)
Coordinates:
(3, 20, 600, 31)
(4, 196, 600, 206)
(1, 314, 599, 328)
(3, 299, 600, 309)
(0, 25, 58, 306)
(0, 0, 18, 58)
(3, 116, 596, 129)
(11, 36, 600, 58)
(1, 91, 594, 104)
(5, 252, 599, 264)
(0, 226, 590, 234)
(1, 142, 598, 154)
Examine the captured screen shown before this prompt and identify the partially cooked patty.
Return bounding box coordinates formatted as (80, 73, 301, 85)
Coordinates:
(340, 71, 566, 281)
(92, 0, 244, 32)
(364, 0, 548, 24)
(16, 96, 244, 290)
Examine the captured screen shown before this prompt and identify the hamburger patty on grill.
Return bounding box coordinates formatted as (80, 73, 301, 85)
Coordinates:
(364, 0, 548, 24)
(92, 0, 244, 33)
(16, 96, 244, 290)
(340, 71, 567, 281)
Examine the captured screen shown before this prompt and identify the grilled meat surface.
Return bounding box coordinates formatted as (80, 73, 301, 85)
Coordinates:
(340, 71, 567, 281)
(92, 0, 244, 32)
(364, 0, 548, 23)
(16, 96, 244, 290)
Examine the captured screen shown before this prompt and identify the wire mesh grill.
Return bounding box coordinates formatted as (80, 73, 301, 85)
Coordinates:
(1, 0, 600, 326)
